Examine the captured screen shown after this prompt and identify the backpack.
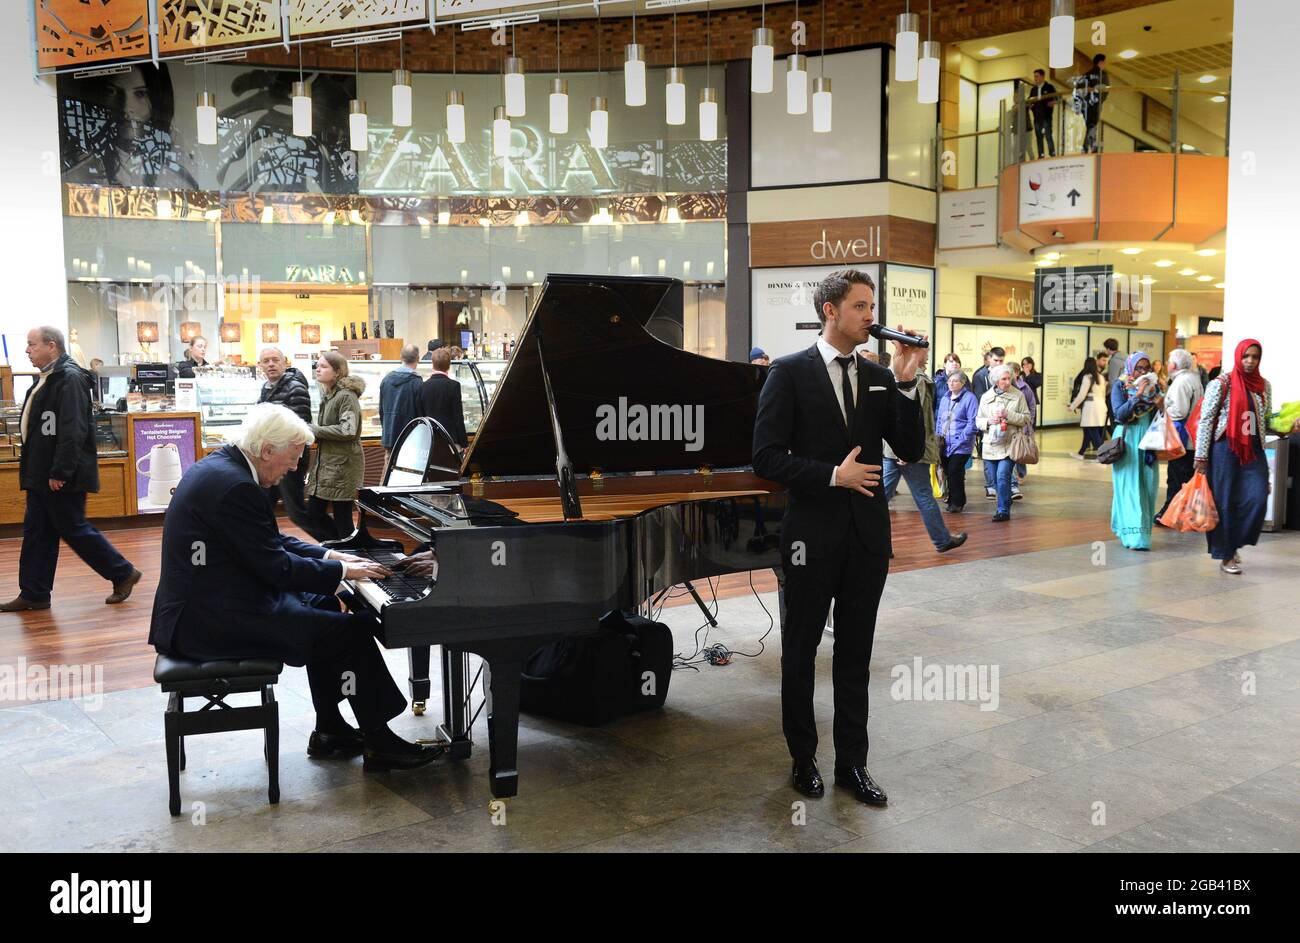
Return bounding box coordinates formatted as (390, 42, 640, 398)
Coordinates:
(520, 611, 673, 725)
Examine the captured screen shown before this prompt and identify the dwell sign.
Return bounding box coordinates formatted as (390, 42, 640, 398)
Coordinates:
(978, 276, 1035, 321)
(749, 216, 935, 269)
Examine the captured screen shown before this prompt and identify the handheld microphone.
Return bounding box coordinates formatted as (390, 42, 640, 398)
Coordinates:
(868, 323, 930, 349)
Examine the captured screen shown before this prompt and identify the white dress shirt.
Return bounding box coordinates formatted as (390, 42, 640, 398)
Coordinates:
(816, 336, 917, 486)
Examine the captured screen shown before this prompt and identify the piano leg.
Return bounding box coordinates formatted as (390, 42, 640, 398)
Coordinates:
(441, 646, 473, 760)
(481, 655, 523, 799)
(407, 645, 431, 715)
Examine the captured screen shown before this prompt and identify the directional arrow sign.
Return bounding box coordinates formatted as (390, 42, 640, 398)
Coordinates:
(1066, 188, 1082, 206)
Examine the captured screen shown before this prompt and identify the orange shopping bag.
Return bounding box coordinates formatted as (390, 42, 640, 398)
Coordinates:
(1156, 413, 1186, 461)
(1158, 471, 1219, 532)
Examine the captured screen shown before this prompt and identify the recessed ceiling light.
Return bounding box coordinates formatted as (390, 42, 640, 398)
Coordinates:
(1211, 95, 1226, 103)
(1198, 74, 1217, 84)
(1121, 247, 1142, 255)
(1215, 282, 1226, 289)
(980, 47, 1001, 57)
(1140, 277, 1156, 285)
(1196, 275, 1214, 282)
(1035, 259, 1053, 267)
(1118, 49, 1139, 60)
(1043, 251, 1061, 261)
(1178, 268, 1198, 276)
(1154, 259, 1175, 267)
(1196, 248, 1218, 256)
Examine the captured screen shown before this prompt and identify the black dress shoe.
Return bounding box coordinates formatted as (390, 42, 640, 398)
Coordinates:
(937, 532, 967, 553)
(835, 766, 888, 805)
(791, 760, 825, 798)
(992, 512, 1010, 522)
(363, 740, 445, 772)
(307, 728, 365, 759)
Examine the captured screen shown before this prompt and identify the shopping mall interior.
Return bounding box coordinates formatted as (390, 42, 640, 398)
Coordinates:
(1, 0, 1297, 871)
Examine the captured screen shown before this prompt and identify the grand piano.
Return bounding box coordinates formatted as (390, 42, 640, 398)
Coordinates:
(342, 274, 786, 798)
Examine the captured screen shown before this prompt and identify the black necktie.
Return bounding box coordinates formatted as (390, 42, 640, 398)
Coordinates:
(835, 356, 855, 427)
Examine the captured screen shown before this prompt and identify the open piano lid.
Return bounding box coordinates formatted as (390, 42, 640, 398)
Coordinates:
(462, 274, 767, 478)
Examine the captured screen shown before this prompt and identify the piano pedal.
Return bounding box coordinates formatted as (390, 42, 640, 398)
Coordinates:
(412, 700, 427, 716)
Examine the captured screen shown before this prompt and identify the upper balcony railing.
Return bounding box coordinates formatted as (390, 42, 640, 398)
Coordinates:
(937, 71, 1230, 192)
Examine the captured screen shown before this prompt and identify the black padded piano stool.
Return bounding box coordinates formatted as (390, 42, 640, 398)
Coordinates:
(153, 654, 284, 816)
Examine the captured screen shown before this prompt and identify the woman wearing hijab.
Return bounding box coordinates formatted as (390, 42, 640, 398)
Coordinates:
(975, 364, 1031, 522)
(1194, 339, 1274, 573)
(935, 370, 978, 512)
(1109, 352, 1164, 550)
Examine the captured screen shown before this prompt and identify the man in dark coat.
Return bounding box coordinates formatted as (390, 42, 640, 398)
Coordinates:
(379, 344, 425, 453)
(752, 269, 925, 807)
(257, 346, 314, 531)
(148, 402, 441, 770)
(1, 327, 141, 611)
(419, 346, 468, 448)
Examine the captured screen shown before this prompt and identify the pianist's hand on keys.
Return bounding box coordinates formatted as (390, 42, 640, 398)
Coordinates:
(342, 560, 393, 581)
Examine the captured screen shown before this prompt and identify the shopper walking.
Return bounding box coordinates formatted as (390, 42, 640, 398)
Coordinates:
(935, 370, 978, 513)
(1155, 349, 1204, 521)
(1068, 356, 1107, 458)
(257, 346, 314, 532)
(975, 364, 1030, 522)
(1, 327, 141, 611)
(1109, 352, 1163, 550)
(972, 347, 1005, 500)
(1028, 69, 1057, 158)
(1194, 340, 1292, 574)
(882, 371, 968, 554)
(1010, 361, 1037, 497)
(305, 350, 365, 541)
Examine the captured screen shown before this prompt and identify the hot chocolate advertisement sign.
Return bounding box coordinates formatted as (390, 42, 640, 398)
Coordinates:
(133, 417, 198, 513)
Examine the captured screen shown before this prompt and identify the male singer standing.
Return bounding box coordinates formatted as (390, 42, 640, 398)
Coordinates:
(752, 269, 926, 805)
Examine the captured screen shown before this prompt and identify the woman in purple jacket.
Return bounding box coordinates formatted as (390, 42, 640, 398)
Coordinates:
(935, 371, 979, 512)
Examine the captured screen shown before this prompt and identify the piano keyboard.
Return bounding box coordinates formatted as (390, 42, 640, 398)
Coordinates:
(345, 548, 430, 612)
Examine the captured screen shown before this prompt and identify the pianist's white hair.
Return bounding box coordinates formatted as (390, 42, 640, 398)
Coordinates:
(238, 402, 315, 457)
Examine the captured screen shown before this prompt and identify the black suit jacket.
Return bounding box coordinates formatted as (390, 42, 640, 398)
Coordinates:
(148, 445, 344, 655)
(420, 373, 469, 448)
(18, 355, 101, 492)
(753, 345, 924, 558)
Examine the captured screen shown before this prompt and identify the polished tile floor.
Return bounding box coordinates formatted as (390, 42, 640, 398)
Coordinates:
(3, 451, 1298, 853)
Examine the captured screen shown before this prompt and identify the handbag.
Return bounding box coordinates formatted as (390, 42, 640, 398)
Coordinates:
(1157, 471, 1219, 532)
(1096, 428, 1126, 465)
(1007, 425, 1039, 464)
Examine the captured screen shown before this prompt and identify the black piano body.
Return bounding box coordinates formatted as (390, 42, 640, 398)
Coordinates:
(347, 274, 785, 798)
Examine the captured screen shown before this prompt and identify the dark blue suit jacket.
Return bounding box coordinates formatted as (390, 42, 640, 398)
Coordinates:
(149, 444, 345, 656)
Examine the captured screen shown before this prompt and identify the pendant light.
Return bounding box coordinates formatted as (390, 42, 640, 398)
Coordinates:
(589, 8, 608, 148)
(786, 0, 806, 115)
(752, 3, 774, 93)
(504, 26, 526, 117)
(493, 105, 511, 157)
(196, 60, 217, 145)
(625, 2, 646, 107)
(699, 3, 718, 142)
(446, 31, 465, 144)
(917, 0, 939, 105)
(549, 7, 568, 134)
(812, 3, 831, 132)
(1049, 0, 1075, 69)
(292, 43, 311, 137)
(666, 12, 685, 125)
(349, 47, 367, 152)
(392, 33, 412, 127)
(895, 1, 919, 82)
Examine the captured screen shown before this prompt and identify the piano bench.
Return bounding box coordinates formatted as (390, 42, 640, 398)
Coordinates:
(153, 654, 285, 817)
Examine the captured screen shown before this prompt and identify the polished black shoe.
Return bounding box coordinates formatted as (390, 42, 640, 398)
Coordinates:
(937, 532, 967, 553)
(992, 512, 1010, 522)
(363, 740, 445, 772)
(791, 760, 825, 798)
(835, 766, 888, 806)
(307, 728, 365, 759)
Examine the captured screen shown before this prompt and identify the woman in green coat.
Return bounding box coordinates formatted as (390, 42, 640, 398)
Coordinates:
(305, 350, 365, 540)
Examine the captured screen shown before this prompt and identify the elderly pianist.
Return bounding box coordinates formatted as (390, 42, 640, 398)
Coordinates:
(148, 402, 442, 771)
